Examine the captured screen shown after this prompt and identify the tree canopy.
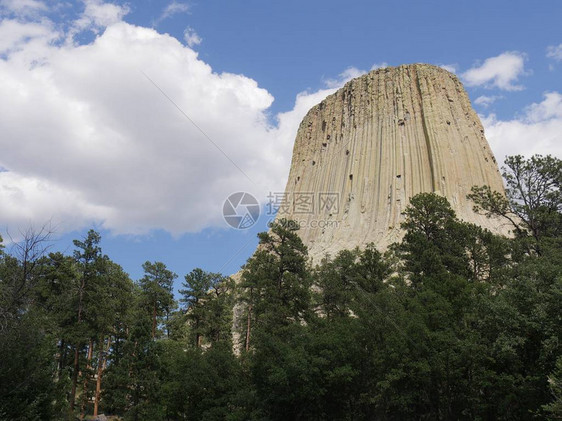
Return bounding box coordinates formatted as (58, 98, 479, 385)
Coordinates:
(1, 154, 561, 420)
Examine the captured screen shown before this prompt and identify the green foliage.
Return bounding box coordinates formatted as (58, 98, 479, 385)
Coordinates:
(240, 218, 311, 339)
(72, 229, 107, 336)
(161, 341, 250, 421)
(1, 154, 561, 420)
(180, 268, 234, 347)
(544, 356, 562, 418)
(0, 314, 64, 421)
(469, 154, 562, 254)
(314, 248, 362, 318)
(138, 261, 177, 339)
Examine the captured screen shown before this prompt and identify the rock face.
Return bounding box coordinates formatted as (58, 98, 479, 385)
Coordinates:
(276, 63, 507, 262)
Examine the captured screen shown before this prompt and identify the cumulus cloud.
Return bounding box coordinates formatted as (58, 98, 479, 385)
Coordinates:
(547, 43, 562, 61)
(0, 7, 287, 235)
(4, 3, 558, 239)
(183, 26, 201, 47)
(0, 1, 356, 237)
(462, 52, 528, 91)
(483, 92, 562, 164)
(72, 0, 130, 35)
(0, 0, 381, 236)
(0, 19, 58, 54)
(524, 92, 562, 122)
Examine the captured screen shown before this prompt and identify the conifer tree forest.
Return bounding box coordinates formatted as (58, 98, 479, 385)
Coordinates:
(1, 155, 561, 420)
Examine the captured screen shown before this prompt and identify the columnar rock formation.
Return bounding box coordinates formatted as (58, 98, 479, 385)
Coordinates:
(277, 63, 508, 261)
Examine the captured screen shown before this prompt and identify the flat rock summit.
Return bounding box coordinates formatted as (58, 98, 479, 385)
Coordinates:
(277, 63, 508, 261)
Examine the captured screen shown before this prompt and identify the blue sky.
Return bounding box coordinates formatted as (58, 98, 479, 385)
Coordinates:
(0, 0, 561, 285)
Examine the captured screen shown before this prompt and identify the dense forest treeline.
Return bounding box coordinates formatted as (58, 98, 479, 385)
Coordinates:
(1, 155, 561, 420)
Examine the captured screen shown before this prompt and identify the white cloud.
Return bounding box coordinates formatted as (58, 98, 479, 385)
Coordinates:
(462, 52, 528, 91)
(275, 87, 338, 151)
(438, 63, 458, 74)
(0, 19, 58, 54)
(524, 91, 562, 122)
(0, 6, 367, 237)
(155, 1, 190, 25)
(0, 0, 47, 17)
(323, 63, 389, 89)
(0, 172, 111, 232)
(324, 66, 366, 88)
(547, 43, 562, 61)
(371, 62, 388, 70)
(7, 4, 558, 240)
(72, 0, 130, 35)
(483, 92, 562, 164)
(474, 95, 502, 108)
(0, 11, 286, 235)
(183, 26, 201, 47)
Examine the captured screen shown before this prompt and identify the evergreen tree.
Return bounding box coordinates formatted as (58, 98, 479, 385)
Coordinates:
(390, 193, 510, 418)
(69, 229, 106, 413)
(240, 219, 311, 349)
(314, 248, 362, 319)
(180, 268, 234, 347)
(138, 261, 177, 340)
(124, 301, 164, 421)
(1, 155, 561, 421)
(469, 154, 562, 255)
(0, 234, 64, 420)
(103, 284, 165, 420)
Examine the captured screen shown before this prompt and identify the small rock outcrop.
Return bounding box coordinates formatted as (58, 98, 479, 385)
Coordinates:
(277, 64, 507, 261)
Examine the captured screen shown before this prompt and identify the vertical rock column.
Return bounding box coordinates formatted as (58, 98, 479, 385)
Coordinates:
(277, 63, 507, 262)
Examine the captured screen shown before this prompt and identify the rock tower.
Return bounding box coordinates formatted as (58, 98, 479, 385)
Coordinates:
(277, 63, 507, 261)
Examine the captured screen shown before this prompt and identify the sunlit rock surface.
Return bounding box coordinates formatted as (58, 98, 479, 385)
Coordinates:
(277, 63, 508, 262)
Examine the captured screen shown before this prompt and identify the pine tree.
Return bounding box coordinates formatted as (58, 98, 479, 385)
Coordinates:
(138, 261, 176, 340)
(69, 229, 105, 413)
(180, 269, 234, 347)
(239, 219, 311, 348)
(469, 154, 562, 255)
